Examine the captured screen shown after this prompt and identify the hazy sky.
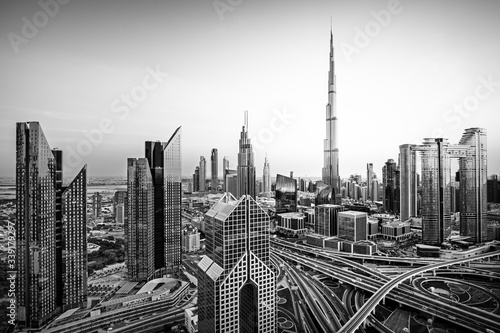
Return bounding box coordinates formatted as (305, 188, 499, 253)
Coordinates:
(1, 0, 499, 180)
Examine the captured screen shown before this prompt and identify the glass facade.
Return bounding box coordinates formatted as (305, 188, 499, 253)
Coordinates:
(314, 204, 343, 237)
(16, 122, 87, 328)
(198, 194, 276, 333)
(337, 211, 368, 242)
(399, 144, 417, 221)
(126, 158, 154, 281)
(211, 148, 218, 192)
(275, 174, 297, 214)
(164, 127, 182, 274)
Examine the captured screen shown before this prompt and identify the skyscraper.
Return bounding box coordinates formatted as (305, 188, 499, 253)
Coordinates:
(314, 204, 344, 237)
(223, 156, 230, 192)
(263, 154, 271, 193)
(92, 192, 102, 218)
(383, 159, 398, 213)
(199, 156, 206, 192)
(211, 148, 218, 192)
(193, 166, 200, 192)
(145, 141, 166, 272)
(198, 193, 276, 332)
(322, 30, 341, 202)
(367, 163, 374, 200)
(126, 158, 154, 281)
(163, 127, 182, 274)
(237, 111, 256, 198)
(399, 144, 417, 222)
(16, 122, 87, 328)
(414, 138, 452, 245)
(458, 128, 487, 243)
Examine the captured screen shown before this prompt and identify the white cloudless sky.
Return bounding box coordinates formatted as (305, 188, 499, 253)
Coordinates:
(1, 0, 499, 181)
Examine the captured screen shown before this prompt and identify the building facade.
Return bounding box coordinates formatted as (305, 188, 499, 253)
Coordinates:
(337, 211, 368, 242)
(263, 155, 271, 193)
(314, 204, 344, 237)
(198, 194, 276, 333)
(199, 156, 206, 192)
(126, 158, 154, 281)
(16, 122, 87, 328)
(275, 174, 297, 214)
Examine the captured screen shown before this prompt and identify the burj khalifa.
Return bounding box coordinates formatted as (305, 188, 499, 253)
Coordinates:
(322, 30, 341, 200)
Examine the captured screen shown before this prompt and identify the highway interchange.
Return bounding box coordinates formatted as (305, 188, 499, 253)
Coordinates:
(271, 238, 500, 333)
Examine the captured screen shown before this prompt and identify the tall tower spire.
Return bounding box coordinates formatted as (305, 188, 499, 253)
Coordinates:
(322, 28, 341, 203)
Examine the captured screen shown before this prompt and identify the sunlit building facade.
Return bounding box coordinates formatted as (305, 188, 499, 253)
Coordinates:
(315, 204, 344, 237)
(337, 211, 368, 242)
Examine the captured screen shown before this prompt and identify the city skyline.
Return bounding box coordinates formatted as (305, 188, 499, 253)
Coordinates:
(1, 1, 500, 180)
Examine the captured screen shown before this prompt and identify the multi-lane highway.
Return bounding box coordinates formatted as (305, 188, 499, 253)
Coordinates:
(272, 238, 500, 333)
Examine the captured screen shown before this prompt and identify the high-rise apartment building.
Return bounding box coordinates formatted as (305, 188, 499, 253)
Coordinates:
(126, 158, 154, 281)
(163, 127, 182, 274)
(263, 155, 271, 193)
(237, 111, 256, 198)
(193, 166, 200, 192)
(199, 156, 206, 192)
(198, 193, 276, 332)
(322, 30, 341, 202)
(16, 122, 87, 328)
(211, 148, 218, 192)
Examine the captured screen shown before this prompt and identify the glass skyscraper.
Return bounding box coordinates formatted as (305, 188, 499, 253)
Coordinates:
(211, 148, 218, 192)
(163, 127, 182, 274)
(198, 193, 276, 333)
(275, 174, 297, 214)
(16, 122, 87, 328)
(126, 158, 154, 281)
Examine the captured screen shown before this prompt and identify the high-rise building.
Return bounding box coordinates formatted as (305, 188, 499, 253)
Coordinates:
(16, 122, 87, 328)
(211, 148, 218, 192)
(92, 192, 102, 218)
(61, 166, 88, 311)
(338, 211, 368, 242)
(198, 193, 276, 333)
(322, 30, 341, 202)
(371, 179, 379, 202)
(275, 174, 298, 214)
(487, 175, 500, 203)
(193, 166, 200, 192)
(225, 171, 238, 197)
(314, 204, 344, 237)
(237, 111, 256, 198)
(223, 156, 230, 192)
(367, 163, 374, 200)
(263, 155, 271, 193)
(163, 127, 182, 274)
(383, 159, 398, 213)
(145, 141, 166, 272)
(399, 144, 417, 222)
(199, 156, 206, 192)
(126, 158, 154, 281)
(458, 128, 487, 243)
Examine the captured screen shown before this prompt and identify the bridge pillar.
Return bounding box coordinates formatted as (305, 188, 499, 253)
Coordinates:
(382, 297, 385, 305)
(432, 270, 435, 277)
